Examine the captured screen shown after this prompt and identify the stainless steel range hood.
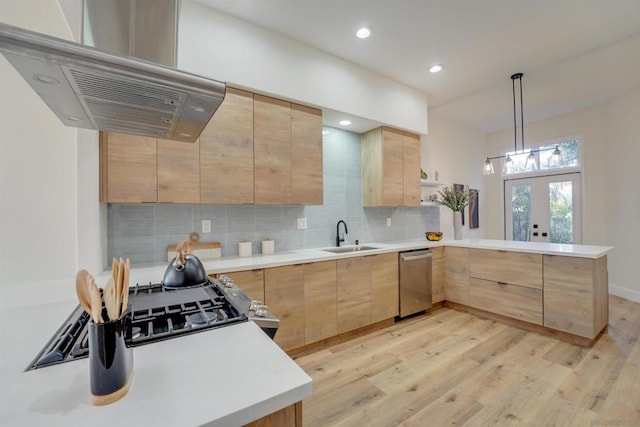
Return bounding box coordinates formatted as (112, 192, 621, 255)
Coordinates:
(0, 1, 225, 143)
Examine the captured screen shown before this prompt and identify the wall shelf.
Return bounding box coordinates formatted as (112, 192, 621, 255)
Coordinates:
(420, 179, 447, 187)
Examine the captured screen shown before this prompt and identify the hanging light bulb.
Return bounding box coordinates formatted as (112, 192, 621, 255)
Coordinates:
(483, 158, 495, 175)
(525, 150, 537, 171)
(550, 145, 563, 166)
(503, 155, 514, 174)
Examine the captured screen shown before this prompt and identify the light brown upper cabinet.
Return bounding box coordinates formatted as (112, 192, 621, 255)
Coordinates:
(101, 89, 322, 205)
(254, 94, 323, 205)
(254, 95, 292, 205)
(362, 127, 421, 207)
(200, 87, 255, 204)
(402, 132, 421, 206)
(157, 137, 200, 203)
(291, 104, 323, 205)
(100, 132, 157, 203)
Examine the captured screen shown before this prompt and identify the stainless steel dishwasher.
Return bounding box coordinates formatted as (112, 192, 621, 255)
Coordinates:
(398, 248, 433, 318)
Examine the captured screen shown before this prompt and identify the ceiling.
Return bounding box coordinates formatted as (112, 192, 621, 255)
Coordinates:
(195, 0, 640, 133)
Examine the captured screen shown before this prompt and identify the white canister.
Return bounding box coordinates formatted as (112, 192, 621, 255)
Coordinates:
(262, 239, 275, 255)
(238, 240, 252, 257)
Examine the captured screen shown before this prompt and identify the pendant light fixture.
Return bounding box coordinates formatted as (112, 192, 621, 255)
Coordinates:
(483, 73, 562, 175)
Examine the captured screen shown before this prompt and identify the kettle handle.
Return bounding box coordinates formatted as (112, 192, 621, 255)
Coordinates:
(173, 239, 193, 269)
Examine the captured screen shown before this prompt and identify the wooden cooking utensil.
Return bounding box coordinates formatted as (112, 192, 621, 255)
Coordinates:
(75, 269, 92, 315)
(115, 258, 125, 318)
(87, 274, 104, 323)
(112, 257, 119, 286)
(103, 277, 118, 321)
(121, 258, 130, 316)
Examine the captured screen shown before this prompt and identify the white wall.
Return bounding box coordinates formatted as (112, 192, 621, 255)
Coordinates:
(178, 0, 428, 135)
(421, 112, 486, 239)
(0, 0, 103, 284)
(604, 89, 640, 302)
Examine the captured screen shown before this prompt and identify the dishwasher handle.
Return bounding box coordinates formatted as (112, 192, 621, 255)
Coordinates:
(400, 252, 432, 262)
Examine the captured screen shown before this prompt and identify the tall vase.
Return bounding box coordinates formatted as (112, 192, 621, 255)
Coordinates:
(453, 211, 463, 240)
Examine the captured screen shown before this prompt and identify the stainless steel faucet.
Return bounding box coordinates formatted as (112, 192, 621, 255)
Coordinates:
(336, 220, 348, 247)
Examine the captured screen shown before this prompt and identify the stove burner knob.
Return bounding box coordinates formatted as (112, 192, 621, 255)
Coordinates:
(249, 300, 262, 311)
(254, 305, 269, 317)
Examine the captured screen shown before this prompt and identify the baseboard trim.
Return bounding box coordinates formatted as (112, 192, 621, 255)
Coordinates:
(609, 283, 640, 303)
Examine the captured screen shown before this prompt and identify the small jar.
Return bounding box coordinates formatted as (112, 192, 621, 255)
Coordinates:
(238, 240, 252, 257)
(262, 239, 275, 255)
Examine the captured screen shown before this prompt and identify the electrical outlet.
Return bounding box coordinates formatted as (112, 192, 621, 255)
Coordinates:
(297, 217, 307, 230)
(201, 220, 211, 233)
(386, 218, 392, 227)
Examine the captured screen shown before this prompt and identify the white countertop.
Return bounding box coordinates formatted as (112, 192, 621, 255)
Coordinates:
(113, 238, 613, 285)
(0, 279, 312, 427)
(202, 238, 613, 275)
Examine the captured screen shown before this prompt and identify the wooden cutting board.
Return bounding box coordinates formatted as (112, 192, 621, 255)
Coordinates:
(166, 241, 221, 262)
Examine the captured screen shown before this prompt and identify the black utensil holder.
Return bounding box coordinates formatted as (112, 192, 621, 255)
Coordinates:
(88, 318, 133, 405)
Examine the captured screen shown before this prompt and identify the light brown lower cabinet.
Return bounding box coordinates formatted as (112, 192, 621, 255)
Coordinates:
(444, 247, 470, 305)
(245, 401, 302, 427)
(468, 278, 543, 325)
(224, 269, 265, 302)
(431, 247, 445, 303)
(264, 265, 305, 350)
(370, 252, 399, 322)
(337, 256, 372, 333)
(303, 261, 337, 344)
(469, 248, 542, 289)
(543, 255, 608, 339)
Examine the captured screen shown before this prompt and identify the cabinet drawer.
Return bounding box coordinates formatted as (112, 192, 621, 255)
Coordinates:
(469, 249, 542, 289)
(469, 277, 542, 325)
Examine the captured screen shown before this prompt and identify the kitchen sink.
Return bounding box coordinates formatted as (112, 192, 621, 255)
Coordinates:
(322, 246, 379, 254)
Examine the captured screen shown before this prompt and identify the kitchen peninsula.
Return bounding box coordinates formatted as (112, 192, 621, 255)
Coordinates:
(0, 238, 611, 426)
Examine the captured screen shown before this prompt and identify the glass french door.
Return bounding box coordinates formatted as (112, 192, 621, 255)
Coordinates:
(505, 173, 582, 244)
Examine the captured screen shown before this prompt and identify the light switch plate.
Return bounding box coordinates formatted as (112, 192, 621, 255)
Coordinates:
(387, 218, 392, 227)
(202, 220, 211, 233)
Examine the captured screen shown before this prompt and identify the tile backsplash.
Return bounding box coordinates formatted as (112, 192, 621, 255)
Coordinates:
(108, 127, 440, 264)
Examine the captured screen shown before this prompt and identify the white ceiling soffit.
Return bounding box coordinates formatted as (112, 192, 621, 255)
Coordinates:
(194, 0, 640, 132)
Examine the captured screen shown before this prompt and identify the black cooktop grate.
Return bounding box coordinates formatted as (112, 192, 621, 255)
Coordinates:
(27, 280, 247, 370)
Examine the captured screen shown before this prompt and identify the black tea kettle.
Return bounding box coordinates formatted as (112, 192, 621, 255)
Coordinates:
(163, 239, 208, 289)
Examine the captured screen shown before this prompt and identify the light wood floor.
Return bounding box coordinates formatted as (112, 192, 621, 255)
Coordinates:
(294, 295, 640, 426)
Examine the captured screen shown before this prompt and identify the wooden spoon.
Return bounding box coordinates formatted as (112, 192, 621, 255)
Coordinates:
(121, 258, 130, 316)
(115, 258, 124, 318)
(103, 277, 118, 322)
(75, 269, 92, 315)
(87, 274, 104, 323)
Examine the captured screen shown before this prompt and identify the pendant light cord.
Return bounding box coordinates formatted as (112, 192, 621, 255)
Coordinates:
(510, 73, 525, 154)
(519, 76, 524, 153)
(512, 75, 517, 153)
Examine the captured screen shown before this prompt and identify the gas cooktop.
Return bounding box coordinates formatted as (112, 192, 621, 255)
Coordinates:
(27, 280, 247, 370)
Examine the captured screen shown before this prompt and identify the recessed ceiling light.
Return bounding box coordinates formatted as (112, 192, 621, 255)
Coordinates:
(339, 120, 351, 126)
(429, 64, 444, 73)
(356, 27, 372, 39)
